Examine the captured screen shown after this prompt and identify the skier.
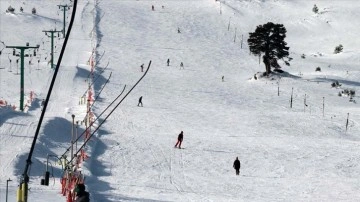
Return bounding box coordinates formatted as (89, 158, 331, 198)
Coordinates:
(41, 99, 45, 111)
(137, 96, 143, 107)
(152, 5, 154, 11)
(233, 157, 241, 175)
(222, 76, 224, 82)
(140, 63, 144, 72)
(180, 62, 184, 69)
(174, 131, 184, 149)
(177, 27, 181, 33)
(75, 184, 90, 202)
(167, 58, 170, 66)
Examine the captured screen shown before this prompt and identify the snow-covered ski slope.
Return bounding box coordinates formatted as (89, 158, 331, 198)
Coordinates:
(1, 0, 360, 201)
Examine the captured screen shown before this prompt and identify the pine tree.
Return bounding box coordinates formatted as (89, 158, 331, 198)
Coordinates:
(247, 22, 290, 76)
(312, 4, 319, 14)
(334, 44, 343, 54)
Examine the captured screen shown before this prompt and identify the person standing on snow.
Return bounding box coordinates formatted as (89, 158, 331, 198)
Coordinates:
(174, 131, 184, 149)
(167, 58, 170, 66)
(41, 99, 45, 111)
(233, 157, 241, 175)
(137, 96, 143, 107)
(180, 62, 184, 69)
(75, 184, 90, 202)
(140, 63, 144, 72)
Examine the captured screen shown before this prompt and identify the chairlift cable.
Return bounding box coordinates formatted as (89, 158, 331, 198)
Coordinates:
(21, 0, 78, 184)
(61, 84, 126, 158)
(69, 61, 151, 164)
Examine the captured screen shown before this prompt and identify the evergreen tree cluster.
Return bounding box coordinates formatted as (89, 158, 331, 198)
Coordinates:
(334, 44, 343, 54)
(312, 4, 319, 14)
(248, 22, 290, 76)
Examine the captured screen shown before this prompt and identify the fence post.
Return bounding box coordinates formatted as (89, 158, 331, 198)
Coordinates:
(345, 113, 349, 132)
(322, 97, 325, 117)
(304, 94, 307, 112)
(290, 87, 293, 108)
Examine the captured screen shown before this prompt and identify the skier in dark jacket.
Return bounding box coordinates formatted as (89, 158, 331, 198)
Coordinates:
(75, 184, 90, 202)
(174, 131, 183, 149)
(233, 157, 241, 175)
(40, 99, 46, 111)
(167, 58, 170, 66)
(137, 96, 143, 107)
(180, 62, 184, 69)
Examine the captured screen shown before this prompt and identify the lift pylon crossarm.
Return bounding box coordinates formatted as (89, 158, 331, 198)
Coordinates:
(42, 30, 63, 68)
(57, 4, 71, 38)
(5, 44, 40, 111)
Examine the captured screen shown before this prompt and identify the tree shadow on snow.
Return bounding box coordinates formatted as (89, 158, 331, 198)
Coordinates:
(14, 152, 64, 179)
(311, 77, 360, 87)
(92, 192, 169, 202)
(13, 117, 76, 178)
(88, 139, 110, 176)
(0, 107, 30, 127)
(75, 65, 108, 100)
(41, 117, 73, 148)
(86, 178, 168, 202)
(75, 65, 92, 80)
(26, 97, 41, 112)
(272, 70, 302, 79)
(92, 117, 112, 137)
